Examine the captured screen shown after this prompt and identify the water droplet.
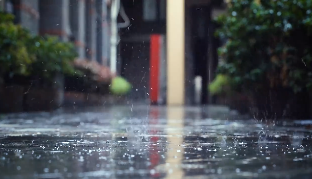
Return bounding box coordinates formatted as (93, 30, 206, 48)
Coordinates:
(150, 169, 156, 175)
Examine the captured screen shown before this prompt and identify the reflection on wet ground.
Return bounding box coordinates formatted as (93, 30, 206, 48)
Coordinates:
(0, 105, 312, 179)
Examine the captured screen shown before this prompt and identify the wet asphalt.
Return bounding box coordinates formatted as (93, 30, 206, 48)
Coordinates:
(0, 105, 311, 179)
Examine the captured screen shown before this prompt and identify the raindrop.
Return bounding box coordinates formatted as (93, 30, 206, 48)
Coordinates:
(236, 168, 241, 173)
(150, 169, 156, 175)
(17, 166, 21, 171)
(44, 168, 49, 173)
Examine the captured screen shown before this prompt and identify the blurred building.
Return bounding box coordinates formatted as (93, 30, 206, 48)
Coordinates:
(0, 0, 226, 106)
(1, 0, 111, 65)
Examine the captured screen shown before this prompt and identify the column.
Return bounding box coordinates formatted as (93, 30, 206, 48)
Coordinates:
(69, 0, 86, 58)
(167, 0, 185, 105)
(95, 0, 103, 63)
(39, 0, 71, 41)
(0, 0, 5, 11)
(11, 0, 39, 35)
(95, 0, 110, 65)
(85, 0, 97, 61)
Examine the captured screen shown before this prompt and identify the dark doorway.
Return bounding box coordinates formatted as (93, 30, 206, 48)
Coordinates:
(119, 0, 166, 103)
(120, 41, 150, 102)
(191, 6, 211, 105)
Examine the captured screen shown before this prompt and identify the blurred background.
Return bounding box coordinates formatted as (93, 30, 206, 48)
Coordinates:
(2, 1, 312, 178)
(1, 0, 312, 120)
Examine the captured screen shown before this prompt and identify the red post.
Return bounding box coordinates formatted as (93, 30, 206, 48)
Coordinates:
(150, 35, 161, 104)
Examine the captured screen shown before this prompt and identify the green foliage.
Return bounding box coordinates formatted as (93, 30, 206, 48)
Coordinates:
(208, 74, 232, 95)
(215, 0, 312, 93)
(29, 35, 78, 81)
(110, 77, 131, 95)
(0, 12, 14, 23)
(0, 12, 78, 86)
(0, 13, 34, 77)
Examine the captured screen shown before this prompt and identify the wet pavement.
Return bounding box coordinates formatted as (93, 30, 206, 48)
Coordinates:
(0, 105, 312, 179)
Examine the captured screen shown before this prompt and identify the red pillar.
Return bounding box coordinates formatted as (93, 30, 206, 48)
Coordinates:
(150, 35, 161, 104)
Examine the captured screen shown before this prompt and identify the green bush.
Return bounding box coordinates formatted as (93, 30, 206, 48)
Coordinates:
(0, 12, 78, 86)
(208, 74, 231, 95)
(215, 0, 312, 93)
(29, 35, 78, 81)
(0, 13, 34, 77)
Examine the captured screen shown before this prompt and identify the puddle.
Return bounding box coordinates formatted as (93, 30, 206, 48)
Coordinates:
(0, 106, 311, 178)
